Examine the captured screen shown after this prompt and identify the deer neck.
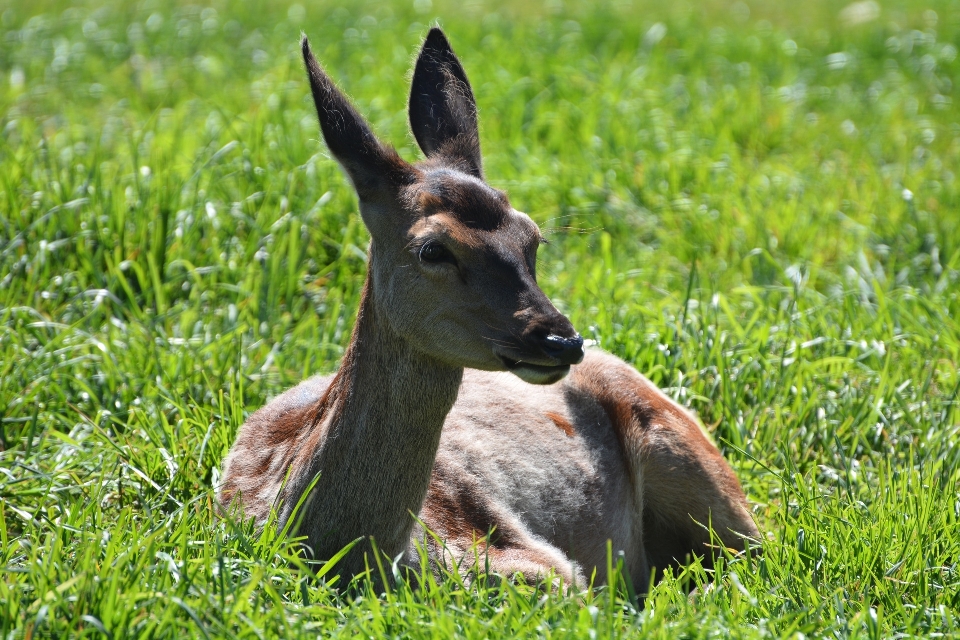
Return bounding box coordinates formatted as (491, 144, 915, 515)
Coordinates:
(286, 268, 463, 569)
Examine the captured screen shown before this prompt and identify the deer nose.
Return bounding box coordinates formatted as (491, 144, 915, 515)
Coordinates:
(541, 333, 585, 365)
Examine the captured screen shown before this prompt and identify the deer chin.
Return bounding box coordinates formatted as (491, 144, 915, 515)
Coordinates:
(499, 356, 571, 385)
(512, 364, 570, 385)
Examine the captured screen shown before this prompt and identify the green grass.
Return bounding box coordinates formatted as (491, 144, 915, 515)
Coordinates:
(2, 0, 960, 636)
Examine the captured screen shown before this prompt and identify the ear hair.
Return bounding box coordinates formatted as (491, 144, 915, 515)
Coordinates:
(302, 36, 414, 201)
(409, 28, 483, 179)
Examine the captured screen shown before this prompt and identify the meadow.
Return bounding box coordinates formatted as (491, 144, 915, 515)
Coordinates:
(2, 0, 960, 636)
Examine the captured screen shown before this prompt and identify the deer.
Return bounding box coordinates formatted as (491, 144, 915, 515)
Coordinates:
(218, 27, 759, 594)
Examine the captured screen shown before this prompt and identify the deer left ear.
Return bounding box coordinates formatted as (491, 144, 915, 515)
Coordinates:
(409, 28, 483, 179)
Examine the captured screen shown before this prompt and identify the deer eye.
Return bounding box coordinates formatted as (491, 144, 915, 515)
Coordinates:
(419, 241, 455, 265)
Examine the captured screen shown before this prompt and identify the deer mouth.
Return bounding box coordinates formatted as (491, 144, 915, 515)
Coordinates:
(499, 355, 571, 385)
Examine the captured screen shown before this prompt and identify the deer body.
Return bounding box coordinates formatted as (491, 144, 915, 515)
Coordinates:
(219, 28, 758, 592)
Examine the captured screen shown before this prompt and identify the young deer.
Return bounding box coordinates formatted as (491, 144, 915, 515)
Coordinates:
(219, 28, 758, 593)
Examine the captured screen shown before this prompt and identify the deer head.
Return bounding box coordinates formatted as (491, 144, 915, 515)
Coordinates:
(302, 28, 583, 384)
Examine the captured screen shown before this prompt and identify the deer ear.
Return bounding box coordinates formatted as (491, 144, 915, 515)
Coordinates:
(302, 36, 413, 201)
(409, 28, 483, 179)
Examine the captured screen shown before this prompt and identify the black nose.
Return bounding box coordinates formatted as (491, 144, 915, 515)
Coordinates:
(542, 333, 585, 365)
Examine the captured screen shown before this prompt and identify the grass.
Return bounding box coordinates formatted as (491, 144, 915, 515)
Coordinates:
(2, 0, 960, 636)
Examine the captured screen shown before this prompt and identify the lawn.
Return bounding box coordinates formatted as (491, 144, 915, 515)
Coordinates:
(2, 0, 959, 636)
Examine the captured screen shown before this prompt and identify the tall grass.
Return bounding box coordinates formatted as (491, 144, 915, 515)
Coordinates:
(1, 0, 959, 636)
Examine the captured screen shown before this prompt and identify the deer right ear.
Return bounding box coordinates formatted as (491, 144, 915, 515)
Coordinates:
(409, 28, 483, 179)
(302, 37, 413, 201)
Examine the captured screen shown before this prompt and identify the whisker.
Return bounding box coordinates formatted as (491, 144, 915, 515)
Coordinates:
(480, 335, 514, 348)
(543, 225, 603, 236)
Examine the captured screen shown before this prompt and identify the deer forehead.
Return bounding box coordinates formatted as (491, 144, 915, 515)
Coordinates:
(405, 170, 541, 250)
(412, 169, 509, 227)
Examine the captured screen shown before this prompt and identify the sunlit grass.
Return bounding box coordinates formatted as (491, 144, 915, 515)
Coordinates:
(2, 0, 959, 637)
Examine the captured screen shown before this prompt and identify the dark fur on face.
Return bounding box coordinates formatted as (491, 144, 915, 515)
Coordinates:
(411, 168, 510, 232)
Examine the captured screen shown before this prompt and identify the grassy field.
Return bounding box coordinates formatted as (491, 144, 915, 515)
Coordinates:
(2, 0, 960, 636)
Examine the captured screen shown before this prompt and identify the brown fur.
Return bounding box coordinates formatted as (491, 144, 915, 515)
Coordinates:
(545, 411, 576, 438)
(423, 463, 516, 547)
(417, 457, 583, 586)
(219, 28, 758, 593)
(569, 354, 758, 577)
(418, 169, 509, 231)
